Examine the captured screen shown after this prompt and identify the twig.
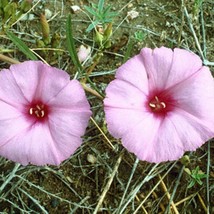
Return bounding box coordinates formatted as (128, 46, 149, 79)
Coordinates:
(197, 193, 207, 213)
(152, 191, 165, 212)
(135, 195, 149, 214)
(93, 152, 123, 214)
(164, 166, 184, 214)
(177, 0, 185, 47)
(0, 54, 20, 64)
(206, 141, 211, 214)
(184, 6, 204, 61)
(18, 187, 48, 214)
(81, 83, 104, 99)
(118, 158, 139, 211)
(200, 1, 206, 59)
(0, 163, 21, 193)
(132, 162, 177, 214)
(159, 174, 179, 214)
(174, 193, 197, 206)
(90, 117, 115, 150)
(184, 6, 214, 66)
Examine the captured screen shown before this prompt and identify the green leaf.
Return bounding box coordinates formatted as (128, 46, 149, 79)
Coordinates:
(6, 31, 38, 60)
(86, 23, 95, 32)
(187, 180, 195, 189)
(84, 6, 98, 17)
(106, 11, 118, 18)
(86, 20, 99, 32)
(123, 39, 134, 63)
(98, 0, 104, 12)
(66, 15, 82, 73)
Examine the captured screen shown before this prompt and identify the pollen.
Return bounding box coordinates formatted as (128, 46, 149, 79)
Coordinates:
(149, 96, 166, 112)
(29, 104, 46, 118)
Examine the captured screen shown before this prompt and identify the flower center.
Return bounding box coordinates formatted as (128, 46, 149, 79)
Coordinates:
(149, 96, 166, 112)
(28, 103, 47, 120)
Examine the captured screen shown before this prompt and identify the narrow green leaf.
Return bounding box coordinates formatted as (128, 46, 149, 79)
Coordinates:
(123, 39, 133, 63)
(6, 31, 38, 60)
(86, 20, 99, 32)
(66, 15, 82, 73)
(84, 6, 98, 17)
(98, 0, 104, 12)
(86, 23, 95, 32)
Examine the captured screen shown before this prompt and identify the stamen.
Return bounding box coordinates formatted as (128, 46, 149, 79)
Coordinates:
(149, 96, 166, 112)
(29, 108, 33, 115)
(149, 103, 156, 108)
(155, 96, 159, 102)
(40, 110, 45, 117)
(160, 102, 166, 108)
(29, 104, 46, 118)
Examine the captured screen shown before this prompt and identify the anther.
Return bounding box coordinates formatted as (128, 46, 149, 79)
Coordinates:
(29, 108, 33, 115)
(149, 96, 166, 112)
(29, 104, 46, 118)
(160, 102, 166, 108)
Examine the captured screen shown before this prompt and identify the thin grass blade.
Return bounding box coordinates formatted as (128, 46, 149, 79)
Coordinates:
(66, 15, 82, 73)
(6, 31, 38, 60)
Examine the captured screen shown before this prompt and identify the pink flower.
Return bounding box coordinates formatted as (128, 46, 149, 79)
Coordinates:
(0, 61, 91, 166)
(77, 45, 91, 63)
(104, 47, 214, 163)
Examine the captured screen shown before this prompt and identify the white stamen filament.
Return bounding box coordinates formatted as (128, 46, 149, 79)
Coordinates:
(149, 96, 166, 110)
(29, 105, 45, 118)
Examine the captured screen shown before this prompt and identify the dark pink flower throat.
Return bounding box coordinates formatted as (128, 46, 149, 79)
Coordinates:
(28, 102, 49, 121)
(147, 91, 175, 115)
(149, 96, 166, 112)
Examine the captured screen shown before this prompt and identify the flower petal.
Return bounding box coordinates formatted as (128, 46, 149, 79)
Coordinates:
(166, 110, 213, 151)
(0, 116, 32, 148)
(48, 80, 91, 111)
(48, 110, 91, 158)
(10, 61, 70, 103)
(104, 79, 148, 109)
(104, 108, 150, 139)
(121, 114, 164, 162)
(0, 68, 28, 106)
(169, 66, 214, 126)
(140, 47, 174, 91)
(0, 123, 64, 165)
(0, 102, 22, 120)
(166, 48, 202, 87)
(121, 109, 213, 163)
(140, 47, 203, 90)
(115, 54, 148, 93)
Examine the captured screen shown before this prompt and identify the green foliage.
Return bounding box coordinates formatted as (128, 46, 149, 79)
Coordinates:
(185, 166, 207, 188)
(0, 0, 32, 29)
(6, 31, 38, 60)
(84, 0, 117, 49)
(84, 0, 117, 32)
(66, 15, 83, 74)
(134, 31, 147, 42)
(193, 0, 203, 18)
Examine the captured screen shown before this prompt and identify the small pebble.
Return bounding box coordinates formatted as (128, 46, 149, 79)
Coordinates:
(127, 9, 139, 20)
(45, 9, 52, 19)
(71, 5, 81, 13)
(87, 154, 97, 164)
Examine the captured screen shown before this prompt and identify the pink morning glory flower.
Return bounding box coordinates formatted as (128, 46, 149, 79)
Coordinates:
(0, 61, 91, 166)
(104, 47, 214, 163)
